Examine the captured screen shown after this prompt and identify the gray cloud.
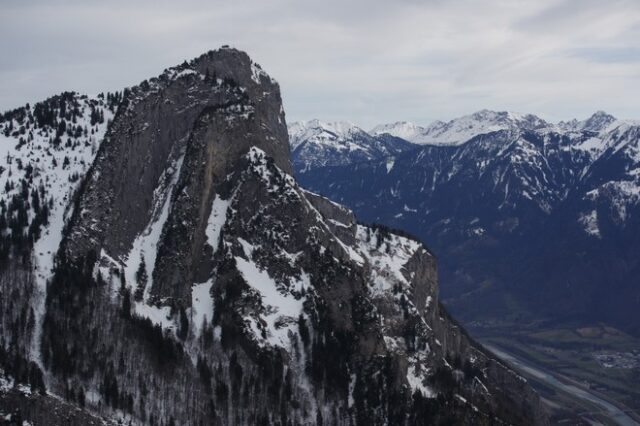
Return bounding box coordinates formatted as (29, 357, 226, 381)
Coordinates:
(1, 0, 639, 128)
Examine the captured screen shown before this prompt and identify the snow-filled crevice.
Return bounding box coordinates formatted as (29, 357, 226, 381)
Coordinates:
(235, 238, 307, 349)
(190, 193, 231, 335)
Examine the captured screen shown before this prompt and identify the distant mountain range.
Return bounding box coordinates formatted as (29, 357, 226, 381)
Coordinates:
(291, 110, 640, 336)
(371, 110, 552, 146)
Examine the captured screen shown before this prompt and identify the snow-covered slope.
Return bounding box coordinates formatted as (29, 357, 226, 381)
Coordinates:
(369, 121, 441, 144)
(0, 92, 118, 364)
(0, 92, 117, 267)
(577, 121, 640, 229)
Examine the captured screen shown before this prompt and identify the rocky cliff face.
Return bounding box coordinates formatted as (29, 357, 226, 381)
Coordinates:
(63, 48, 290, 306)
(1, 48, 546, 425)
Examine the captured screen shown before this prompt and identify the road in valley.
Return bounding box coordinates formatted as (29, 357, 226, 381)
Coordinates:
(483, 343, 640, 426)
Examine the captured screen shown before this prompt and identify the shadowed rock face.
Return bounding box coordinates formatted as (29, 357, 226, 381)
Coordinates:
(0, 48, 548, 425)
(62, 48, 290, 304)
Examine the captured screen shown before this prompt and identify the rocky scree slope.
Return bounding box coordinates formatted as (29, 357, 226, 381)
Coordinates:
(1, 48, 546, 425)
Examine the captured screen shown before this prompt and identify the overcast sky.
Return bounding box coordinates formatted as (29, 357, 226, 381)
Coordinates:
(1, 0, 639, 128)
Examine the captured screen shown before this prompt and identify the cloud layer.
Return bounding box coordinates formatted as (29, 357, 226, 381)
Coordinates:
(1, 0, 639, 127)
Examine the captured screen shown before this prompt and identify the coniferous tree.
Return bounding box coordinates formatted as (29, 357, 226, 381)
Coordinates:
(178, 306, 189, 340)
(298, 314, 309, 347)
(122, 288, 131, 319)
(135, 256, 148, 301)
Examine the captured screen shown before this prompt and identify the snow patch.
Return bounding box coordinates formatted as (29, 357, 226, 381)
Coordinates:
(122, 148, 186, 304)
(134, 304, 174, 330)
(205, 195, 230, 252)
(235, 238, 306, 349)
(578, 210, 601, 238)
(406, 365, 435, 398)
(355, 225, 422, 294)
(191, 281, 214, 334)
(386, 158, 395, 173)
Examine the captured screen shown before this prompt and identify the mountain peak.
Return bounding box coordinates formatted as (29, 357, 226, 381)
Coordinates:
(559, 111, 618, 133)
(469, 109, 549, 128)
(1, 48, 549, 426)
(187, 47, 278, 89)
(289, 119, 366, 150)
(372, 110, 550, 146)
(292, 119, 361, 133)
(590, 110, 614, 119)
(289, 119, 416, 171)
(370, 121, 424, 141)
(64, 47, 291, 286)
(582, 110, 617, 132)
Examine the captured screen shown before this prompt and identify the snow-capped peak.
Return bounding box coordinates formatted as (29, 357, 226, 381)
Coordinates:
(468, 109, 549, 129)
(288, 119, 366, 150)
(288, 119, 417, 171)
(372, 110, 550, 146)
(583, 111, 617, 132)
(558, 111, 618, 133)
(370, 121, 429, 142)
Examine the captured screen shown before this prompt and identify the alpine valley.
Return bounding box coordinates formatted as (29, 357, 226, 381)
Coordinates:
(291, 112, 640, 421)
(292, 112, 640, 335)
(0, 48, 548, 425)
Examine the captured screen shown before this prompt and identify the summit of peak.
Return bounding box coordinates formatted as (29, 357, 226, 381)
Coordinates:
(294, 119, 361, 131)
(582, 110, 617, 132)
(559, 111, 618, 133)
(589, 110, 614, 118)
(162, 47, 278, 89)
(64, 46, 292, 268)
(468, 109, 548, 126)
(370, 121, 426, 143)
(288, 120, 366, 149)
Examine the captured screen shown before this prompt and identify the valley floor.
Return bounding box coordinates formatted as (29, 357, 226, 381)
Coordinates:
(472, 324, 640, 425)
